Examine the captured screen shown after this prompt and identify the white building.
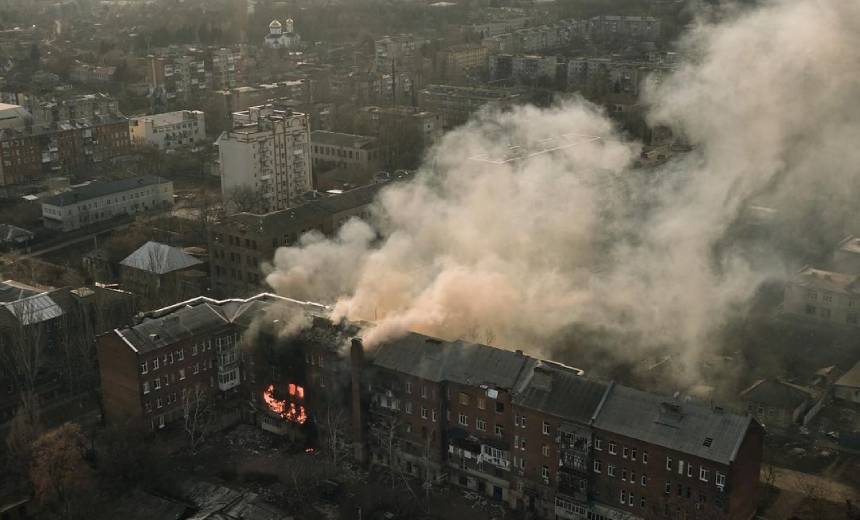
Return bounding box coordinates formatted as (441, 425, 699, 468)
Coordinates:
(42, 175, 174, 231)
(129, 110, 207, 150)
(263, 19, 301, 49)
(0, 103, 30, 130)
(782, 266, 860, 327)
(217, 105, 312, 213)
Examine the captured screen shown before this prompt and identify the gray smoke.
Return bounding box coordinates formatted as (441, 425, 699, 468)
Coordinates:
(266, 0, 860, 382)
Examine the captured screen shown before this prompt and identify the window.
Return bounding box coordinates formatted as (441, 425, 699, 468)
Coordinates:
(541, 466, 550, 482)
(822, 292, 833, 304)
(177, 349, 184, 361)
(495, 402, 504, 413)
(595, 438, 603, 451)
(495, 424, 504, 437)
(192, 344, 198, 355)
(156, 397, 163, 409)
(622, 447, 629, 458)
(642, 450, 648, 464)
(628, 493, 634, 506)
(405, 381, 412, 394)
(140, 362, 148, 374)
(542, 421, 550, 435)
(477, 397, 486, 410)
(666, 456, 672, 470)
(193, 363, 199, 374)
(520, 438, 526, 450)
(806, 304, 817, 315)
(700, 467, 710, 482)
(640, 496, 646, 508)
(665, 482, 671, 494)
(153, 357, 159, 370)
(607, 464, 616, 477)
(405, 402, 413, 414)
(716, 472, 726, 488)
(609, 441, 617, 455)
(678, 460, 684, 475)
(458, 413, 468, 426)
(459, 392, 470, 405)
(641, 475, 647, 486)
(594, 460, 602, 473)
(143, 381, 150, 394)
(154, 378, 161, 390)
(687, 464, 693, 478)
(631, 448, 637, 461)
(432, 410, 438, 422)
(621, 469, 628, 481)
(179, 369, 186, 380)
(477, 418, 487, 431)
(421, 386, 428, 398)
(620, 490, 626, 504)
(542, 444, 549, 457)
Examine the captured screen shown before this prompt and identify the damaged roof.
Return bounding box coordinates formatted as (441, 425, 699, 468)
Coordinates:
(371, 332, 533, 389)
(739, 379, 815, 408)
(593, 384, 755, 466)
(513, 362, 610, 424)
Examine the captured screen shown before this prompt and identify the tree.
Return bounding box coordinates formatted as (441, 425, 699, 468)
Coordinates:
(0, 296, 49, 405)
(318, 404, 349, 467)
(96, 419, 169, 491)
(224, 185, 266, 214)
(30, 423, 95, 520)
(4, 395, 40, 489)
(182, 384, 216, 454)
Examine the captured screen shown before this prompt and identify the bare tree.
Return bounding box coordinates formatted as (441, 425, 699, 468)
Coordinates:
(0, 296, 49, 411)
(369, 413, 403, 489)
(318, 404, 349, 467)
(182, 384, 216, 454)
(30, 423, 95, 520)
(224, 185, 266, 215)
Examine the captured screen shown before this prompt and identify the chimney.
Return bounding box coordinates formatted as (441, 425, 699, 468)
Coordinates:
(350, 337, 366, 463)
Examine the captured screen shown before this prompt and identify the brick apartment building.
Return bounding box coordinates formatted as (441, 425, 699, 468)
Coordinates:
(97, 291, 763, 519)
(208, 173, 413, 297)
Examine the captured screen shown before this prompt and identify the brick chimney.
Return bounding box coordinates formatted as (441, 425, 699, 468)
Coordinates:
(350, 337, 366, 463)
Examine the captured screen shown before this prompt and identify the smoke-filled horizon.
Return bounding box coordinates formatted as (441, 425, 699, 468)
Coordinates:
(265, 0, 860, 383)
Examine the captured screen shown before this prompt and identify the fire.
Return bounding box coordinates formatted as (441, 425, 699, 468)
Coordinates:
(263, 384, 308, 424)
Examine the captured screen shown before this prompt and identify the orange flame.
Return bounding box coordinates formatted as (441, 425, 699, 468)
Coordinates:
(263, 384, 307, 424)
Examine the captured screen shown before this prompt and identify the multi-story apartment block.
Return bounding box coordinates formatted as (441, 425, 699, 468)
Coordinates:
(374, 34, 422, 72)
(97, 293, 333, 433)
(218, 104, 312, 213)
(69, 62, 116, 84)
(436, 44, 490, 83)
(24, 93, 119, 126)
(0, 116, 132, 187)
(781, 267, 860, 327)
(41, 175, 173, 231)
(208, 47, 245, 91)
(130, 110, 207, 150)
(208, 178, 407, 297)
(418, 84, 521, 128)
(482, 20, 587, 55)
(357, 105, 444, 147)
(490, 54, 558, 85)
(310, 131, 383, 173)
(148, 52, 210, 108)
(587, 16, 661, 42)
(354, 333, 762, 520)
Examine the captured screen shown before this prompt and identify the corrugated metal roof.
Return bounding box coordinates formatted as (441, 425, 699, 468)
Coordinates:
(371, 332, 531, 389)
(593, 384, 753, 465)
(120, 241, 203, 274)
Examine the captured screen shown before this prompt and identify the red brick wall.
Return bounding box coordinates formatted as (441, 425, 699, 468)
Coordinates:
(728, 421, 763, 520)
(97, 332, 143, 425)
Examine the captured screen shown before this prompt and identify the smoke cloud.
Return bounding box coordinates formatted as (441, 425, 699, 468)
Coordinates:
(265, 0, 860, 382)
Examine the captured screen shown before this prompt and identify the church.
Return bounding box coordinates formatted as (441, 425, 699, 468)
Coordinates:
(263, 19, 301, 49)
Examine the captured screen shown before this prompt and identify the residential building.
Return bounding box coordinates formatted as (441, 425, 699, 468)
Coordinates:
(490, 54, 558, 85)
(69, 62, 116, 84)
(208, 47, 245, 91)
(374, 34, 422, 72)
(311, 131, 383, 173)
(782, 267, 860, 327)
(356, 105, 444, 147)
(590, 386, 762, 520)
(148, 52, 210, 108)
(119, 241, 207, 310)
(832, 235, 860, 274)
(482, 20, 586, 55)
(436, 44, 489, 83)
(0, 103, 30, 130)
(834, 360, 860, 404)
(0, 115, 131, 187)
(96, 293, 331, 432)
(0, 224, 34, 248)
(41, 175, 174, 231)
(418, 84, 521, 128)
(738, 379, 820, 430)
(208, 178, 410, 297)
(218, 105, 312, 213)
(587, 16, 661, 42)
(25, 93, 120, 127)
(130, 110, 207, 150)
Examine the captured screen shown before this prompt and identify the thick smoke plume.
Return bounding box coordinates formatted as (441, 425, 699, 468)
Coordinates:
(266, 0, 860, 381)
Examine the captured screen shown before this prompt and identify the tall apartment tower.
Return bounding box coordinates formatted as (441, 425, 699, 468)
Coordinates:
(218, 105, 312, 213)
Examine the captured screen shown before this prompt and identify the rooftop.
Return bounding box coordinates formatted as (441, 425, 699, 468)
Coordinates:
(837, 235, 860, 255)
(0, 280, 43, 303)
(739, 379, 815, 408)
(120, 241, 203, 275)
(593, 384, 755, 466)
(42, 175, 170, 207)
(512, 362, 609, 424)
(794, 267, 860, 295)
(311, 130, 377, 149)
(132, 110, 203, 127)
(836, 360, 860, 389)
